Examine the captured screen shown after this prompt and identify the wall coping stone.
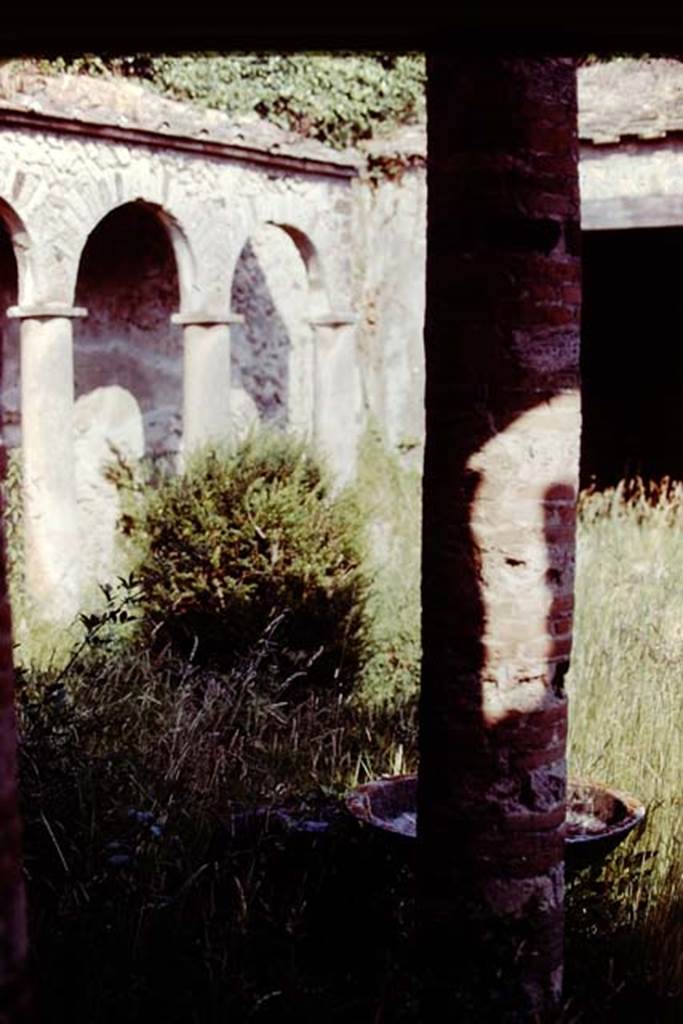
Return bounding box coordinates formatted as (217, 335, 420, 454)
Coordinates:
(0, 106, 359, 180)
(0, 68, 361, 179)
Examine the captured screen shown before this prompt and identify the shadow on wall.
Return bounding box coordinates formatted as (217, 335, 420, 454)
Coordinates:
(230, 224, 312, 433)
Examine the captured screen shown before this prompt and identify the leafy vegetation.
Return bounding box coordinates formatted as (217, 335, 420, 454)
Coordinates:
(132, 432, 369, 694)
(28, 52, 427, 150)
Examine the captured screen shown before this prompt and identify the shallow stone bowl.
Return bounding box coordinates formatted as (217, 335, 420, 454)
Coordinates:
(345, 774, 646, 874)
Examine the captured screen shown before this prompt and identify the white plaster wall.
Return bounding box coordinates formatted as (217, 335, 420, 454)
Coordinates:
(580, 141, 683, 228)
(352, 167, 427, 461)
(74, 385, 145, 594)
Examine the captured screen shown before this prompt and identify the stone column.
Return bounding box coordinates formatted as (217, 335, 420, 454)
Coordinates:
(171, 312, 244, 460)
(418, 58, 581, 1022)
(7, 303, 86, 622)
(174, 309, 245, 458)
(309, 313, 360, 484)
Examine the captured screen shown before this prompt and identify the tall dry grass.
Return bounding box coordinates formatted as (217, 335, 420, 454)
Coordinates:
(564, 478, 683, 1019)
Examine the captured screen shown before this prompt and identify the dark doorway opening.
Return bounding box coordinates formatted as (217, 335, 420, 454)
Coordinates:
(580, 226, 683, 491)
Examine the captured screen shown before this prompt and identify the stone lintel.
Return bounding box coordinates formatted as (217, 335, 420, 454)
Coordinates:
(308, 313, 357, 327)
(171, 312, 245, 326)
(7, 304, 88, 319)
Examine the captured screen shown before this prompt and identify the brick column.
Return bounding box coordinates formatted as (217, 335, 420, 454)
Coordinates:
(309, 312, 359, 484)
(171, 312, 244, 459)
(418, 57, 581, 1022)
(7, 304, 86, 622)
(0, 448, 30, 1022)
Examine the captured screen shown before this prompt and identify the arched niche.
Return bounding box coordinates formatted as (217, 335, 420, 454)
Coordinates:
(271, 222, 329, 317)
(230, 222, 328, 438)
(74, 200, 184, 459)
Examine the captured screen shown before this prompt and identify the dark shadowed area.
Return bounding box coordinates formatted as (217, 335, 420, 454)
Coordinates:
(581, 226, 683, 489)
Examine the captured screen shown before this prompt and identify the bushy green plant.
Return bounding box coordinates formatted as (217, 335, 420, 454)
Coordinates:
(135, 431, 369, 692)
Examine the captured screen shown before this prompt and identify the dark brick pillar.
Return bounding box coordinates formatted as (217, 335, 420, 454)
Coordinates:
(418, 57, 581, 1022)
(0, 449, 30, 1022)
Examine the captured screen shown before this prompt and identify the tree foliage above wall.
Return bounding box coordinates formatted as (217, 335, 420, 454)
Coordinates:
(33, 52, 426, 149)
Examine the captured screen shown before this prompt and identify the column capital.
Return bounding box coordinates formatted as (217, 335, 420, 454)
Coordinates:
(7, 304, 88, 319)
(171, 311, 245, 326)
(308, 312, 356, 327)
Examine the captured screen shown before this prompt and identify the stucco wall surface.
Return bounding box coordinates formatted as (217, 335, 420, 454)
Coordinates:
(580, 141, 683, 228)
(352, 163, 426, 461)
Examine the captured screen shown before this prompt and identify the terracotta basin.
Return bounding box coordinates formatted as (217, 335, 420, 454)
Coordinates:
(345, 774, 646, 873)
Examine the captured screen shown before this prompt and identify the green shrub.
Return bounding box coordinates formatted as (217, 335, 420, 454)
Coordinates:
(135, 432, 369, 692)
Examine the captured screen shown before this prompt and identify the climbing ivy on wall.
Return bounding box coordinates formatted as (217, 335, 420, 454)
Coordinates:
(33, 52, 426, 149)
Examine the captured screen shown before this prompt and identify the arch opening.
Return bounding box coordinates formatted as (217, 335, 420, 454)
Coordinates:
(0, 201, 30, 621)
(73, 201, 185, 596)
(74, 200, 184, 459)
(230, 223, 320, 436)
(0, 214, 21, 452)
(270, 222, 328, 312)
